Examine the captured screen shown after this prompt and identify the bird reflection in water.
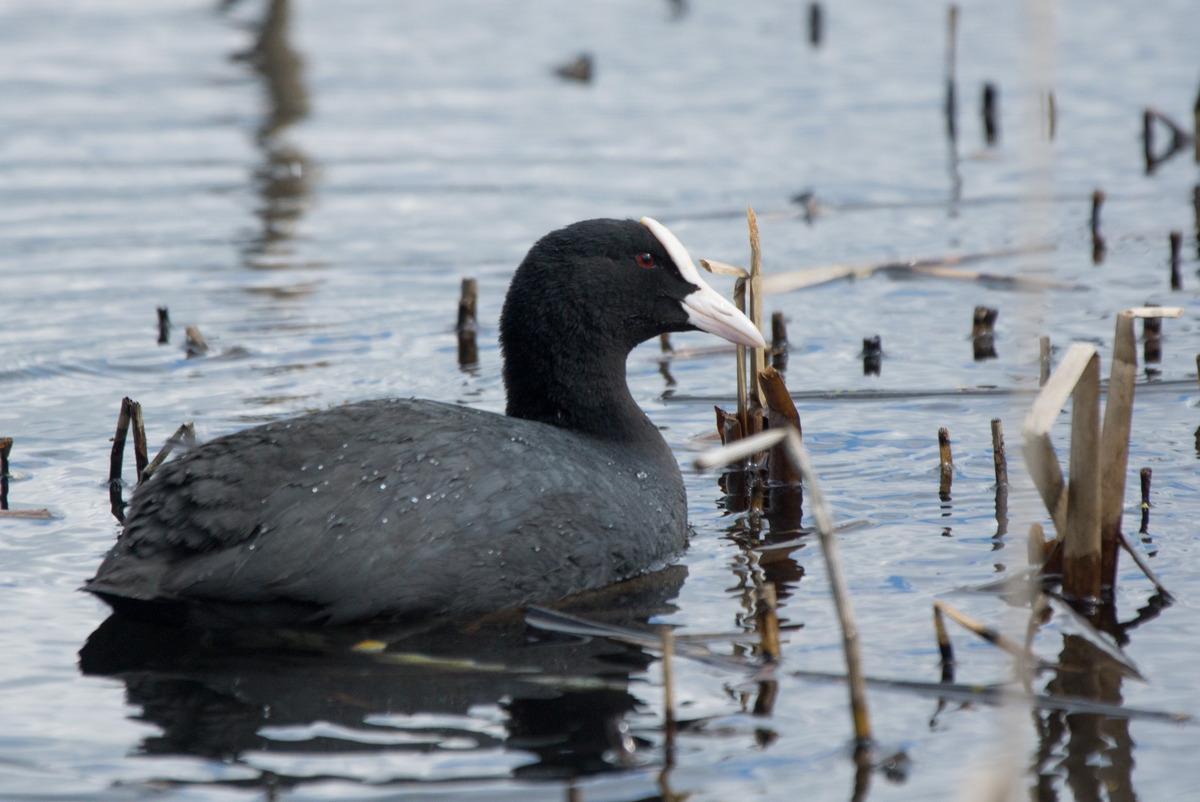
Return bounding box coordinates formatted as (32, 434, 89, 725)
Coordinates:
(79, 567, 686, 791)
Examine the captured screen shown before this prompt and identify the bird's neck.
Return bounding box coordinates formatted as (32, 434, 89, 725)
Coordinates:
(503, 344, 658, 442)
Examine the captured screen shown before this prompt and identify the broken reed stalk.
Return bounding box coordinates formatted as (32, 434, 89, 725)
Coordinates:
(456, 278, 478, 333)
(703, 216, 767, 444)
(747, 208, 766, 423)
(1143, 107, 1191, 173)
(1169, 231, 1182, 290)
(1138, 467, 1152, 535)
(696, 425, 873, 744)
(109, 398, 133, 487)
(1090, 190, 1106, 263)
(131, 402, 148, 481)
(781, 429, 870, 746)
(990, 418, 1008, 487)
(1195, 86, 1200, 163)
(1098, 312, 1137, 590)
(141, 422, 197, 483)
(755, 581, 782, 662)
(1194, 186, 1200, 259)
(696, 428, 872, 747)
(1062, 350, 1101, 598)
(759, 366, 802, 485)
(184, 325, 209, 357)
(944, 4, 959, 142)
(1045, 90, 1057, 140)
(0, 437, 11, 510)
(156, 306, 170, 344)
(807, 2, 823, 47)
(715, 406, 742, 448)
(1143, 314, 1162, 365)
(758, 243, 1067, 295)
(109, 397, 150, 507)
(770, 311, 788, 371)
(991, 418, 1009, 535)
(1021, 343, 1100, 598)
(933, 600, 1040, 666)
(734, 276, 749, 435)
(937, 427, 953, 502)
(660, 624, 677, 748)
(972, 306, 998, 360)
(1024, 308, 1183, 599)
(932, 603, 955, 683)
(981, 82, 999, 145)
(1027, 523, 1048, 571)
(861, 335, 882, 376)
(1038, 335, 1051, 386)
(456, 277, 479, 367)
(1117, 529, 1172, 599)
(1142, 109, 1154, 171)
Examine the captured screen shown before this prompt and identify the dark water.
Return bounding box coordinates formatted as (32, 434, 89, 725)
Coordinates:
(1, 1, 1198, 799)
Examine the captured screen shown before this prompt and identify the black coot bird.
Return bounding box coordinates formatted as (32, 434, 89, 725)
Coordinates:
(85, 217, 765, 627)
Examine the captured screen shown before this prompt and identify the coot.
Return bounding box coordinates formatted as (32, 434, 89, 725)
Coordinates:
(85, 217, 765, 627)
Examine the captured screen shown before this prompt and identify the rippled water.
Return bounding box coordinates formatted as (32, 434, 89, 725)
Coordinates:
(1, 1, 1198, 799)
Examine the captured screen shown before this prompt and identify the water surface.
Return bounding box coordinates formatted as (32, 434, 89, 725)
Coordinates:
(1, 1, 1198, 799)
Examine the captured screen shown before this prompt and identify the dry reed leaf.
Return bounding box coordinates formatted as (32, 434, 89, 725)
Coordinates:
(697, 258, 749, 278)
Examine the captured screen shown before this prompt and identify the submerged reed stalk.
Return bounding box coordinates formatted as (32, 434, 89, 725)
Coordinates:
(156, 306, 170, 344)
(0, 437, 11, 511)
(1169, 231, 1182, 290)
(1142, 109, 1154, 172)
(1138, 467, 1152, 535)
(981, 82, 999, 145)
(1090, 190, 1106, 263)
(938, 427, 953, 502)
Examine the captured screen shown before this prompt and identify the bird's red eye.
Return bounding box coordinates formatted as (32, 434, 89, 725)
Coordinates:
(635, 253, 655, 268)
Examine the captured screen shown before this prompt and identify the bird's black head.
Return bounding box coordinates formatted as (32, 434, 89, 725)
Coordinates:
(499, 217, 763, 429)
